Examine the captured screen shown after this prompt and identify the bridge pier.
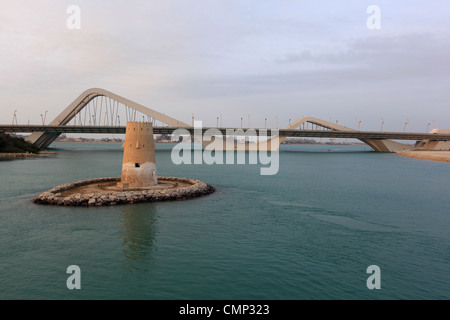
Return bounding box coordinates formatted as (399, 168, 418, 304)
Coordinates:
(360, 139, 413, 152)
(27, 131, 62, 149)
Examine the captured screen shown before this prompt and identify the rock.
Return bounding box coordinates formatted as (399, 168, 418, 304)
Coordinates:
(32, 176, 215, 207)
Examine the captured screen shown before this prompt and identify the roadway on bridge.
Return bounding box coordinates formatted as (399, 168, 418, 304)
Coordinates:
(2, 125, 450, 141)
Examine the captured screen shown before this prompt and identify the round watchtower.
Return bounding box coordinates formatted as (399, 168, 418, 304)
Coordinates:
(118, 121, 157, 189)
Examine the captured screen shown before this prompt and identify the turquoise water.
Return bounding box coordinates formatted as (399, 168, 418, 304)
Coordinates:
(0, 142, 449, 300)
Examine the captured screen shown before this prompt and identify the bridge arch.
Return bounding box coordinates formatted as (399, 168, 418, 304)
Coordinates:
(284, 116, 412, 152)
(27, 88, 190, 148)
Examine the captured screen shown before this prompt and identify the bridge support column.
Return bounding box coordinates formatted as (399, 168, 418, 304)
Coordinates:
(361, 139, 413, 152)
(27, 132, 62, 149)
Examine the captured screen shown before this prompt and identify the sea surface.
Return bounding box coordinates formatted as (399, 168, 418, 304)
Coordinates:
(0, 142, 449, 300)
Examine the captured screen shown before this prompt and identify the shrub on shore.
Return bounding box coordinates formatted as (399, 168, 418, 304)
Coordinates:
(0, 133, 40, 154)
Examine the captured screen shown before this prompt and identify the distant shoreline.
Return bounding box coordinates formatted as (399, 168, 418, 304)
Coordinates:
(54, 140, 363, 146)
(55, 140, 123, 144)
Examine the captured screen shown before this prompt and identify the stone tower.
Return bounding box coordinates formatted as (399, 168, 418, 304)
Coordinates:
(118, 121, 157, 189)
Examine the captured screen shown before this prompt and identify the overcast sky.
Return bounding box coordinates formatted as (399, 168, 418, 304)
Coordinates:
(1, 0, 449, 131)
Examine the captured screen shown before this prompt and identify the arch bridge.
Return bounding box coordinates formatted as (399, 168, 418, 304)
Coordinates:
(26, 88, 190, 149)
(12, 88, 450, 152)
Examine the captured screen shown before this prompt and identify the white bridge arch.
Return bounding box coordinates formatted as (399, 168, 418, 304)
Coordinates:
(285, 117, 412, 152)
(203, 116, 412, 152)
(27, 88, 190, 149)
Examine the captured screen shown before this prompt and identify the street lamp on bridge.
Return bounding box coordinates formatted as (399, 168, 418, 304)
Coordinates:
(40, 110, 48, 125)
(12, 110, 18, 125)
(355, 117, 361, 130)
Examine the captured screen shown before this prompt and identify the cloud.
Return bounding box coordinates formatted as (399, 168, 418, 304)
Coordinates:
(276, 33, 450, 77)
(1, 1, 450, 130)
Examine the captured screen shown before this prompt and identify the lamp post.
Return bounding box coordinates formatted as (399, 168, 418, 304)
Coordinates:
(265, 118, 267, 129)
(289, 118, 291, 127)
(12, 110, 18, 125)
(241, 117, 243, 129)
(403, 121, 408, 133)
(217, 116, 219, 128)
(426, 123, 431, 133)
(44, 110, 48, 125)
(381, 118, 385, 132)
(118, 115, 120, 127)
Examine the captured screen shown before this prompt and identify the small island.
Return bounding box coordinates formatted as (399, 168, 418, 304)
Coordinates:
(33, 121, 215, 206)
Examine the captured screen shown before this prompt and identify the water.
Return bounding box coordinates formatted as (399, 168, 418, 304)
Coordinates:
(0, 142, 449, 300)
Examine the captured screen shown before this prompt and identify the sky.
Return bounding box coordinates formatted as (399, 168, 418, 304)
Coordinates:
(1, 0, 449, 131)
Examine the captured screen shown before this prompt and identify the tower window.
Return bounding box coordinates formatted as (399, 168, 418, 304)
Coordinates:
(135, 163, 140, 168)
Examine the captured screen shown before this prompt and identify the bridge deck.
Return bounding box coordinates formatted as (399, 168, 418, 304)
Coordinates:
(1, 125, 450, 141)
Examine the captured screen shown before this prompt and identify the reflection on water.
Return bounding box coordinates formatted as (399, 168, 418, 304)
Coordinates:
(119, 204, 159, 273)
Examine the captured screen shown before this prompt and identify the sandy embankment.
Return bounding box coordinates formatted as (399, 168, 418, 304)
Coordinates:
(396, 151, 450, 163)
